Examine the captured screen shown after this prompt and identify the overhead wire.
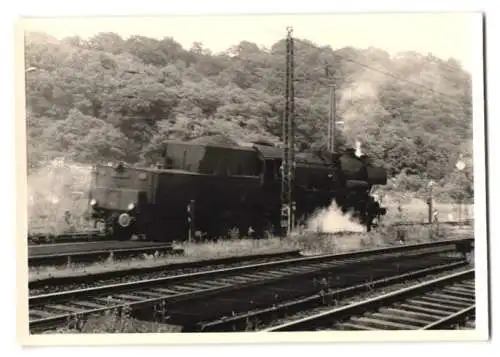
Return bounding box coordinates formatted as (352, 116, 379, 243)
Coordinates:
(293, 52, 471, 114)
(331, 53, 470, 110)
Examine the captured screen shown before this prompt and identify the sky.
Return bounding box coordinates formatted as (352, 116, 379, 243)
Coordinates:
(21, 13, 479, 71)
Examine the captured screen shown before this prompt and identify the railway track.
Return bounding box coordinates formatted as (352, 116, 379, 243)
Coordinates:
(29, 249, 302, 294)
(197, 260, 471, 332)
(28, 241, 183, 267)
(264, 269, 474, 332)
(28, 238, 472, 333)
(28, 230, 106, 245)
(390, 219, 473, 228)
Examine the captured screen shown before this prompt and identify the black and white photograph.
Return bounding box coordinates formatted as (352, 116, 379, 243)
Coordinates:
(15, 11, 489, 344)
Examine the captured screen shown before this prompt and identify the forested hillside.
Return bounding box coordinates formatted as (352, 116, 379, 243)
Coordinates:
(24, 31, 474, 202)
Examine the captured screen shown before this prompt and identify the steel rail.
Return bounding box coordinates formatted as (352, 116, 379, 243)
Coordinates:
(28, 238, 472, 332)
(421, 305, 475, 330)
(263, 269, 474, 331)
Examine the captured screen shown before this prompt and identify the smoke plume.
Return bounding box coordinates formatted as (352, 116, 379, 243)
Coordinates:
(355, 139, 363, 157)
(337, 66, 390, 147)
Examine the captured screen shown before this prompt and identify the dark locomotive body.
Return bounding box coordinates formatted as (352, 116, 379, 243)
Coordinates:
(88, 140, 387, 241)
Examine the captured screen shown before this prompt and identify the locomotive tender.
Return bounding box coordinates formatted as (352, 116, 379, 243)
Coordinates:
(88, 140, 388, 241)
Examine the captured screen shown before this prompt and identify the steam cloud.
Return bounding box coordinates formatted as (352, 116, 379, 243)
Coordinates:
(27, 158, 93, 234)
(304, 201, 365, 234)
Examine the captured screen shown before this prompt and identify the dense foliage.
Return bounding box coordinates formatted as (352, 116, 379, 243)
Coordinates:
(24, 31, 474, 202)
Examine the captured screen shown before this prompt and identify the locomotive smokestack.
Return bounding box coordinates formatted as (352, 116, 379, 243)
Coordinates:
(355, 140, 363, 157)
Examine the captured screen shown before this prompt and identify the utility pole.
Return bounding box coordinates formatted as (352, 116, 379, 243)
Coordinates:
(281, 27, 295, 236)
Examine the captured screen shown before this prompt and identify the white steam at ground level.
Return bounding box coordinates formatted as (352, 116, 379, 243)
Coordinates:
(302, 201, 366, 234)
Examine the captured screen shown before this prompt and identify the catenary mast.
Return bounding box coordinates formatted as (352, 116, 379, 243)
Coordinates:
(281, 27, 296, 235)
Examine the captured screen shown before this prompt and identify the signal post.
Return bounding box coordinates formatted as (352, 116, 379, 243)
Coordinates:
(455, 156, 466, 228)
(187, 199, 196, 242)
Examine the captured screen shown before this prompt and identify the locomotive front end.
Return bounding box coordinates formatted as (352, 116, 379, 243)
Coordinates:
(364, 162, 388, 228)
(363, 158, 388, 222)
(88, 162, 154, 240)
(337, 150, 388, 230)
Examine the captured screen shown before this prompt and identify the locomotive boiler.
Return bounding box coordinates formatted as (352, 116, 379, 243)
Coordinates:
(88, 140, 387, 241)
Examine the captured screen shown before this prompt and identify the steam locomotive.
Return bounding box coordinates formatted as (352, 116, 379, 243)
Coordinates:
(88, 140, 387, 241)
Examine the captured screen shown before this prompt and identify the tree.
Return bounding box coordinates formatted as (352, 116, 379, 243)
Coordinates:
(25, 30, 474, 200)
(86, 32, 125, 54)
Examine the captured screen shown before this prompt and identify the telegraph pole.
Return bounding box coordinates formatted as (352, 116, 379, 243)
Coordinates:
(281, 27, 295, 236)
